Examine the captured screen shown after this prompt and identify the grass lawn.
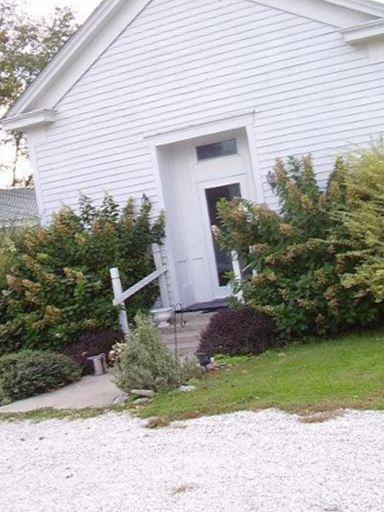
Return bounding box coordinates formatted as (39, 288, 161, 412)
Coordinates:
(139, 330, 384, 421)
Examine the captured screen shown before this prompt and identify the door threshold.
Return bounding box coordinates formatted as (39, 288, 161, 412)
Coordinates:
(179, 298, 228, 313)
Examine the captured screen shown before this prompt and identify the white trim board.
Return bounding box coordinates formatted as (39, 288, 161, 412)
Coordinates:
(144, 112, 256, 146)
(327, 0, 384, 17)
(1, 109, 56, 131)
(342, 18, 384, 42)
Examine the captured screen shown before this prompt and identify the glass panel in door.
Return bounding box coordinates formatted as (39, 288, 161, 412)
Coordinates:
(205, 183, 241, 287)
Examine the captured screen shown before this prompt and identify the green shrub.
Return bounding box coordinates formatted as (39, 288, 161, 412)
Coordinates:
(113, 314, 202, 392)
(215, 155, 381, 339)
(0, 194, 164, 355)
(198, 306, 277, 356)
(0, 351, 81, 405)
(341, 143, 384, 302)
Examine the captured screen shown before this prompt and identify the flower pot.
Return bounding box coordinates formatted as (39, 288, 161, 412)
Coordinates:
(151, 307, 173, 328)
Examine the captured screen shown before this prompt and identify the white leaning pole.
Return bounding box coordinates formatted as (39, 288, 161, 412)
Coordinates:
(231, 250, 245, 304)
(110, 267, 130, 337)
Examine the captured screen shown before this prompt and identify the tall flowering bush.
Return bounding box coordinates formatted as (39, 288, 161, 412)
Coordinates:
(0, 195, 164, 355)
(215, 156, 381, 339)
(341, 144, 384, 302)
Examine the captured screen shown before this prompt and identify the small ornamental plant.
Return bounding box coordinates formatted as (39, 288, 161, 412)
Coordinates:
(113, 314, 203, 393)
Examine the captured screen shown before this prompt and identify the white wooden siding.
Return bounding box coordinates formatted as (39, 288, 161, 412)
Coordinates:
(32, 0, 384, 215)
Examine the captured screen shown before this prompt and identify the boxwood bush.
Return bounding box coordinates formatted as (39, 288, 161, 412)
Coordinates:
(198, 306, 277, 356)
(0, 351, 81, 405)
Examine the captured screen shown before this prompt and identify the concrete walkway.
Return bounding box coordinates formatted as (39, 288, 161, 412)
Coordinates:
(0, 312, 212, 415)
(0, 373, 121, 413)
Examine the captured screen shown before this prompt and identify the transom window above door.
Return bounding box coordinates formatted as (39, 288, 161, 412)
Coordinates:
(196, 139, 238, 161)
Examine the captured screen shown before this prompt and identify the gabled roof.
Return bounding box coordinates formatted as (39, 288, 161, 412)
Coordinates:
(0, 188, 39, 227)
(3, 0, 384, 124)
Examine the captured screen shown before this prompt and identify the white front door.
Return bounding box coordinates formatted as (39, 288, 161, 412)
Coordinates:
(165, 129, 255, 307)
(197, 175, 248, 300)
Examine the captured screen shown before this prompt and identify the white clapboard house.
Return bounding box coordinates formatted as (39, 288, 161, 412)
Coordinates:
(3, 0, 384, 314)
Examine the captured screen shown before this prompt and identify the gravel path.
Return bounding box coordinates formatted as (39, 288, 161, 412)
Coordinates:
(0, 409, 383, 512)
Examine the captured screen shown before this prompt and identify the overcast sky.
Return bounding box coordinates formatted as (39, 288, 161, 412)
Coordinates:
(18, 0, 384, 18)
(18, 0, 101, 21)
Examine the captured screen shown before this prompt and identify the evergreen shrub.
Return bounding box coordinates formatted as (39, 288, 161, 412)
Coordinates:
(341, 143, 384, 303)
(0, 351, 81, 405)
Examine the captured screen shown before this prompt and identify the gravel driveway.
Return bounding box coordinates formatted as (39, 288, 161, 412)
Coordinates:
(0, 409, 383, 512)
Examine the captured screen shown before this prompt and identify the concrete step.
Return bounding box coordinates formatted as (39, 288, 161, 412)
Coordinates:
(159, 323, 208, 337)
(174, 311, 214, 323)
(159, 310, 214, 356)
(176, 311, 215, 320)
(164, 339, 199, 351)
(164, 340, 199, 351)
(162, 331, 201, 343)
(171, 312, 214, 325)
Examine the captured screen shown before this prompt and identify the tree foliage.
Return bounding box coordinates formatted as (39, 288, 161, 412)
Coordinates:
(0, 195, 165, 355)
(0, 1, 77, 108)
(0, 1, 78, 184)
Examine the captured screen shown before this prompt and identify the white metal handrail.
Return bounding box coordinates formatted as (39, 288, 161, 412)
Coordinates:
(231, 250, 244, 303)
(231, 249, 256, 303)
(112, 267, 167, 306)
(110, 244, 169, 335)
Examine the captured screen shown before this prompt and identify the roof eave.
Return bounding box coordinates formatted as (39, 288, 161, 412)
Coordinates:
(342, 18, 384, 42)
(1, 109, 56, 131)
(326, 0, 384, 17)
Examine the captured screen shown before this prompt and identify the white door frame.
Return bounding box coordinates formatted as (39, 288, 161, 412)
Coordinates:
(146, 112, 264, 307)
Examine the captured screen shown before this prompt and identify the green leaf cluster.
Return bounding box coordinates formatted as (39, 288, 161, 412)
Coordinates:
(0, 1, 77, 109)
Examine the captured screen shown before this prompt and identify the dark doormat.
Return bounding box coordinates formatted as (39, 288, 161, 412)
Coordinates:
(180, 298, 228, 313)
